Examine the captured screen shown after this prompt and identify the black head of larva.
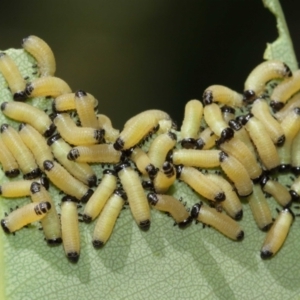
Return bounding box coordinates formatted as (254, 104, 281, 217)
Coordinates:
(202, 90, 213, 105)
(228, 119, 242, 132)
(113, 137, 124, 151)
(162, 161, 174, 177)
(214, 192, 225, 202)
(23, 168, 42, 180)
(294, 107, 300, 115)
(94, 129, 105, 143)
(146, 164, 158, 180)
(289, 190, 300, 202)
(166, 150, 173, 163)
(178, 216, 193, 229)
(0, 123, 9, 133)
(270, 100, 284, 112)
(47, 134, 61, 146)
(1, 219, 10, 234)
(181, 138, 196, 149)
(276, 135, 285, 147)
(261, 222, 273, 232)
(283, 63, 292, 77)
(40, 176, 50, 190)
(259, 174, 269, 188)
(278, 164, 291, 173)
(221, 105, 235, 114)
(236, 230, 244, 241)
(291, 166, 300, 176)
(190, 203, 202, 219)
(81, 189, 94, 203)
(216, 127, 234, 146)
(44, 123, 56, 138)
(67, 149, 80, 161)
(260, 250, 273, 260)
(43, 160, 54, 171)
(75, 90, 87, 98)
(114, 188, 127, 200)
(13, 91, 27, 101)
(240, 113, 253, 126)
(114, 161, 131, 173)
(30, 182, 41, 194)
(175, 164, 183, 179)
(67, 252, 80, 263)
(139, 220, 151, 231)
(0, 102, 8, 111)
(83, 214, 92, 224)
(87, 175, 97, 187)
(167, 131, 177, 141)
(25, 83, 34, 96)
(218, 151, 228, 163)
(92, 240, 104, 249)
(47, 237, 63, 246)
(195, 138, 205, 150)
(142, 180, 154, 190)
(234, 210, 243, 221)
(243, 90, 256, 103)
(147, 192, 158, 206)
(5, 169, 20, 178)
(18, 123, 26, 131)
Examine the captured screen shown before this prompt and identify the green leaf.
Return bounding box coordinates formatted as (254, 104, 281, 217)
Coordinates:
(1, 1, 300, 299)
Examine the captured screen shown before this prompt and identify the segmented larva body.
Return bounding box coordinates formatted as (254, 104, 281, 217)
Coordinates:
(0, 137, 20, 177)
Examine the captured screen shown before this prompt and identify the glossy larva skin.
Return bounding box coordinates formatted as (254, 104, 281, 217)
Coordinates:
(242, 114, 280, 170)
(171, 149, 221, 168)
(25, 76, 72, 98)
(19, 124, 53, 170)
(0, 124, 40, 179)
(243, 60, 292, 102)
(1, 101, 55, 137)
(30, 182, 62, 245)
(116, 163, 151, 230)
(22, 35, 56, 77)
(221, 105, 236, 123)
(270, 70, 300, 110)
(53, 92, 98, 112)
(191, 202, 244, 241)
(0, 52, 27, 100)
(1, 202, 51, 234)
(203, 85, 243, 107)
(147, 193, 192, 228)
(274, 92, 300, 122)
(47, 134, 96, 187)
(61, 196, 80, 263)
(248, 184, 273, 231)
(261, 208, 294, 259)
(195, 127, 217, 150)
(152, 162, 176, 193)
(219, 151, 253, 197)
(177, 165, 225, 202)
(148, 132, 177, 168)
(114, 110, 171, 151)
(97, 114, 120, 143)
(92, 189, 126, 248)
(251, 98, 285, 146)
(206, 174, 243, 220)
(75, 90, 99, 129)
(219, 137, 262, 181)
(43, 160, 93, 202)
(67, 144, 121, 164)
(83, 170, 117, 223)
(53, 113, 104, 146)
(0, 138, 20, 177)
(260, 175, 292, 208)
(180, 99, 203, 147)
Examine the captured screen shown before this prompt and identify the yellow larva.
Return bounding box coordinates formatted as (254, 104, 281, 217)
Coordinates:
(170, 149, 221, 168)
(116, 162, 151, 230)
(114, 109, 171, 151)
(241, 114, 280, 170)
(0, 52, 27, 101)
(75, 90, 99, 128)
(82, 169, 117, 223)
(53, 113, 105, 146)
(129, 147, 157, 179)
(1, 101, 56, 137)
(176, 165, 225, 202)
(219, 137, 262, 181)
(195, 127, 217, 150)
(22, 35, 56, 77)
(148, 131, 177, 168)
(261, 208, 294, 259)
(221, 105, 236, 123)
(152, 162, 176, 193)
(251, 98, 285, 145)
(248, 184, 273, 231)
(0, 177, 48, 198)
(1, 201, 51, 234)
(53, 92, 98, 112)
(243, 60, 292, 102)
(0, 124, 41, 179)
(291, 129, 300, 174)
(19, 123, 53, 170)
(205, 174, 243, 220)
(203, 102, 234, 144)
(47, 134, 96, 187)
(61, 195, 80, 263)
(43, 160, 93, 203)
(289, 176, 300, 201)
(92, 188, 126, 248)
(147, 193, 192, 228)
(219, 151, 253, 197)
(30, 182, 62, 245)
(260, 175, 292, 208)
(97, 114, 120, 143)
(67, 144, 121, 164)
(203, 85, 243, 107)
(0, 137, 20, 177)
(25, 76, 72, 98)
(190, 202, 244, 241)
(180, 99, 203, 148)
(157, 119, 176, 135)
(274, 92, 300, 122)
(270, 69, 300, 111)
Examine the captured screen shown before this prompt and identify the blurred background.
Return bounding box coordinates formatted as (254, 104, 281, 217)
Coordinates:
(0, 0, 298, 128)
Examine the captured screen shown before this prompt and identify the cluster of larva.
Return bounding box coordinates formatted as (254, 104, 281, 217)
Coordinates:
(0, 36, 299, 264)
